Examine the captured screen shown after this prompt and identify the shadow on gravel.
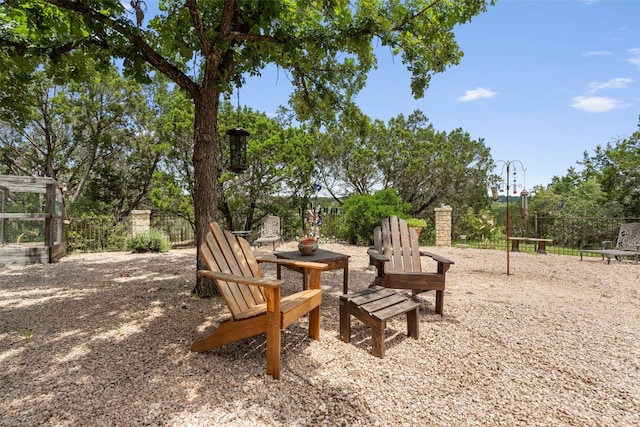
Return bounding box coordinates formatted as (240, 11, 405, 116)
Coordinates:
(0, 249, 402, 425)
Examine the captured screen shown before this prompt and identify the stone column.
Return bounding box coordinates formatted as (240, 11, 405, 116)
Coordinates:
(434, 205, 453, 247)
(131, 210, 151, 236)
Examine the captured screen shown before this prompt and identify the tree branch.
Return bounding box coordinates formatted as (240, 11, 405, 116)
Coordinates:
(185, 0, 213, 56)
(44, 0, 200, 99)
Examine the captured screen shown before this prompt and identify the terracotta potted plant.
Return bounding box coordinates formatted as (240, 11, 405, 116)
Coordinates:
(405, 218, 427, 239)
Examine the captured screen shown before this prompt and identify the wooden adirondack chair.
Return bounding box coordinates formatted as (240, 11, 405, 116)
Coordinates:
(368, 216, 454, 315)
(192, 222, 327, 379)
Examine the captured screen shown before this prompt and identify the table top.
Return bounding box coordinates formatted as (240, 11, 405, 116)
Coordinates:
(275, 248, 350, 262)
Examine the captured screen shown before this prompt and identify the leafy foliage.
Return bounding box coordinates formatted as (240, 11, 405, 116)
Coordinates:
(454, 207, 504, 245)
(1, 0, 496, 296)
(340, 188, 410, 244)
(0, 65, 162, 217)
(316, 110, 494, 217)
(65, 216, 129, 252)
(372, 110, 494, 216)
(532, 117, 640, 218)
(405, 218, 427, 228)
(578, 119, 640, 217)
(126, 229, 170, 253)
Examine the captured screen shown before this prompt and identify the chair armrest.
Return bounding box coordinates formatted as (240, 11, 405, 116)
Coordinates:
(419, 251, 455, 265)
(601, 240, 615, 249)
(367, 249, 389, 263)
(256, 258, 328, 271)
(197, 270, 284, 289)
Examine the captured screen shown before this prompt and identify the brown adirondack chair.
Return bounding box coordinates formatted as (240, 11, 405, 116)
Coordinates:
(192, 222, 327, 379)
(368, 216, 454, 315)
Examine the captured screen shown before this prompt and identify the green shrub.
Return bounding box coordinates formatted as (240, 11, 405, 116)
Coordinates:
(126, 229, 171, 253)
(341, 189, 411, 244)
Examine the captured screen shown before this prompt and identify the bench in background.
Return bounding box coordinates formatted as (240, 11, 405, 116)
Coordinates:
(509, 237, 553, 254)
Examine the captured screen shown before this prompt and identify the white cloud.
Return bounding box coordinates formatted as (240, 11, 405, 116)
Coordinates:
(587, 77, 634, 93)
(582, 51, 613, 57)
(628, 48, 640, 70)
(458, 88, 496, 102)
(570, 96, 629, 113)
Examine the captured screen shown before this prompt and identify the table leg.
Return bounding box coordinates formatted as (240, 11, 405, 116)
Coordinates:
(343, 259, 349, 294)
(276, 264, 282, 280)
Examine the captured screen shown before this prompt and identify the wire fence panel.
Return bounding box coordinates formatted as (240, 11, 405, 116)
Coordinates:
(65, 212, 640, 256)
(452, 213, 640, 255)
(65, 216, 131, 252)
(151, 215, 194, 245)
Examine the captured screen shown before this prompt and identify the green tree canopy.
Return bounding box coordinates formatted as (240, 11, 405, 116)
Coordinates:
(536, 116, 640, 218)
(0, 65, 160, 216)
(1, 0, 495, 295)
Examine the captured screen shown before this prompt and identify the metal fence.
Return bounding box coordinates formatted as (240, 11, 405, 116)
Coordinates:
(452, 212, 640, 256)
(64, 211, 639, 256)
(65, 214, 195, 252)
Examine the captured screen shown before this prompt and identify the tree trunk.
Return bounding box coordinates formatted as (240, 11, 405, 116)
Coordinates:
(191, 88, 220, 297)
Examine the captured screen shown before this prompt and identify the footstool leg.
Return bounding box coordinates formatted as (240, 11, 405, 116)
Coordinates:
(407, 308, 419, 339)
(339, 298, 351, 343)
(371, 320, 385, 358)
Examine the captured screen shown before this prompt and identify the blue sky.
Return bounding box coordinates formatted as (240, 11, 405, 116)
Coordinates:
(238, 0, 640, 190)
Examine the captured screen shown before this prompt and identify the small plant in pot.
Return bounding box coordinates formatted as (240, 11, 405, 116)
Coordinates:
(405, 218, 427, 238)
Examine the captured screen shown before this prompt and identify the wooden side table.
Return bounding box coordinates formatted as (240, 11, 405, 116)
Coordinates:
(275, 248, 351, 294)
(340, 286, 420, 358)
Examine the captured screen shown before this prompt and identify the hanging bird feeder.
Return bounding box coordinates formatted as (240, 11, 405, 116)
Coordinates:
(520, 189, 530, 219)
(227, 127, 250, 173)
(491, 186, 500, 202)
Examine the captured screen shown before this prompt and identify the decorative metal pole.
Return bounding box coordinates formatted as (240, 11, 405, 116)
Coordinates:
(493, 160, 526, 276)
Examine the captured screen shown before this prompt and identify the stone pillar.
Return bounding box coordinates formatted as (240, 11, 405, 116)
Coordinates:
(434, 205, 453, 247)
(131, 210, 151, 236)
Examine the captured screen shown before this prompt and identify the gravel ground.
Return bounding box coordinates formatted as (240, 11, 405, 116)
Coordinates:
(1, 241, 639, 426)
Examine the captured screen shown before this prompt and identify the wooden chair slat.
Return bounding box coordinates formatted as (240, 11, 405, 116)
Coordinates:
(202, 233, 245, 316)
(209, 223, 264, 311)
(238, 236, 266, 303)
(389, 216, 404, 271)
(396, 217, 413, 272)
(221, 227, 265, 304)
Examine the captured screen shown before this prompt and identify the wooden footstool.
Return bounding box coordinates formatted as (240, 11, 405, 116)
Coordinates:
(340, 286, 420, 357)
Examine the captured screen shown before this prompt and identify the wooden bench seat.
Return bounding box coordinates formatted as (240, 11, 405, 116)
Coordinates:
(339, 286, 419, 358)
